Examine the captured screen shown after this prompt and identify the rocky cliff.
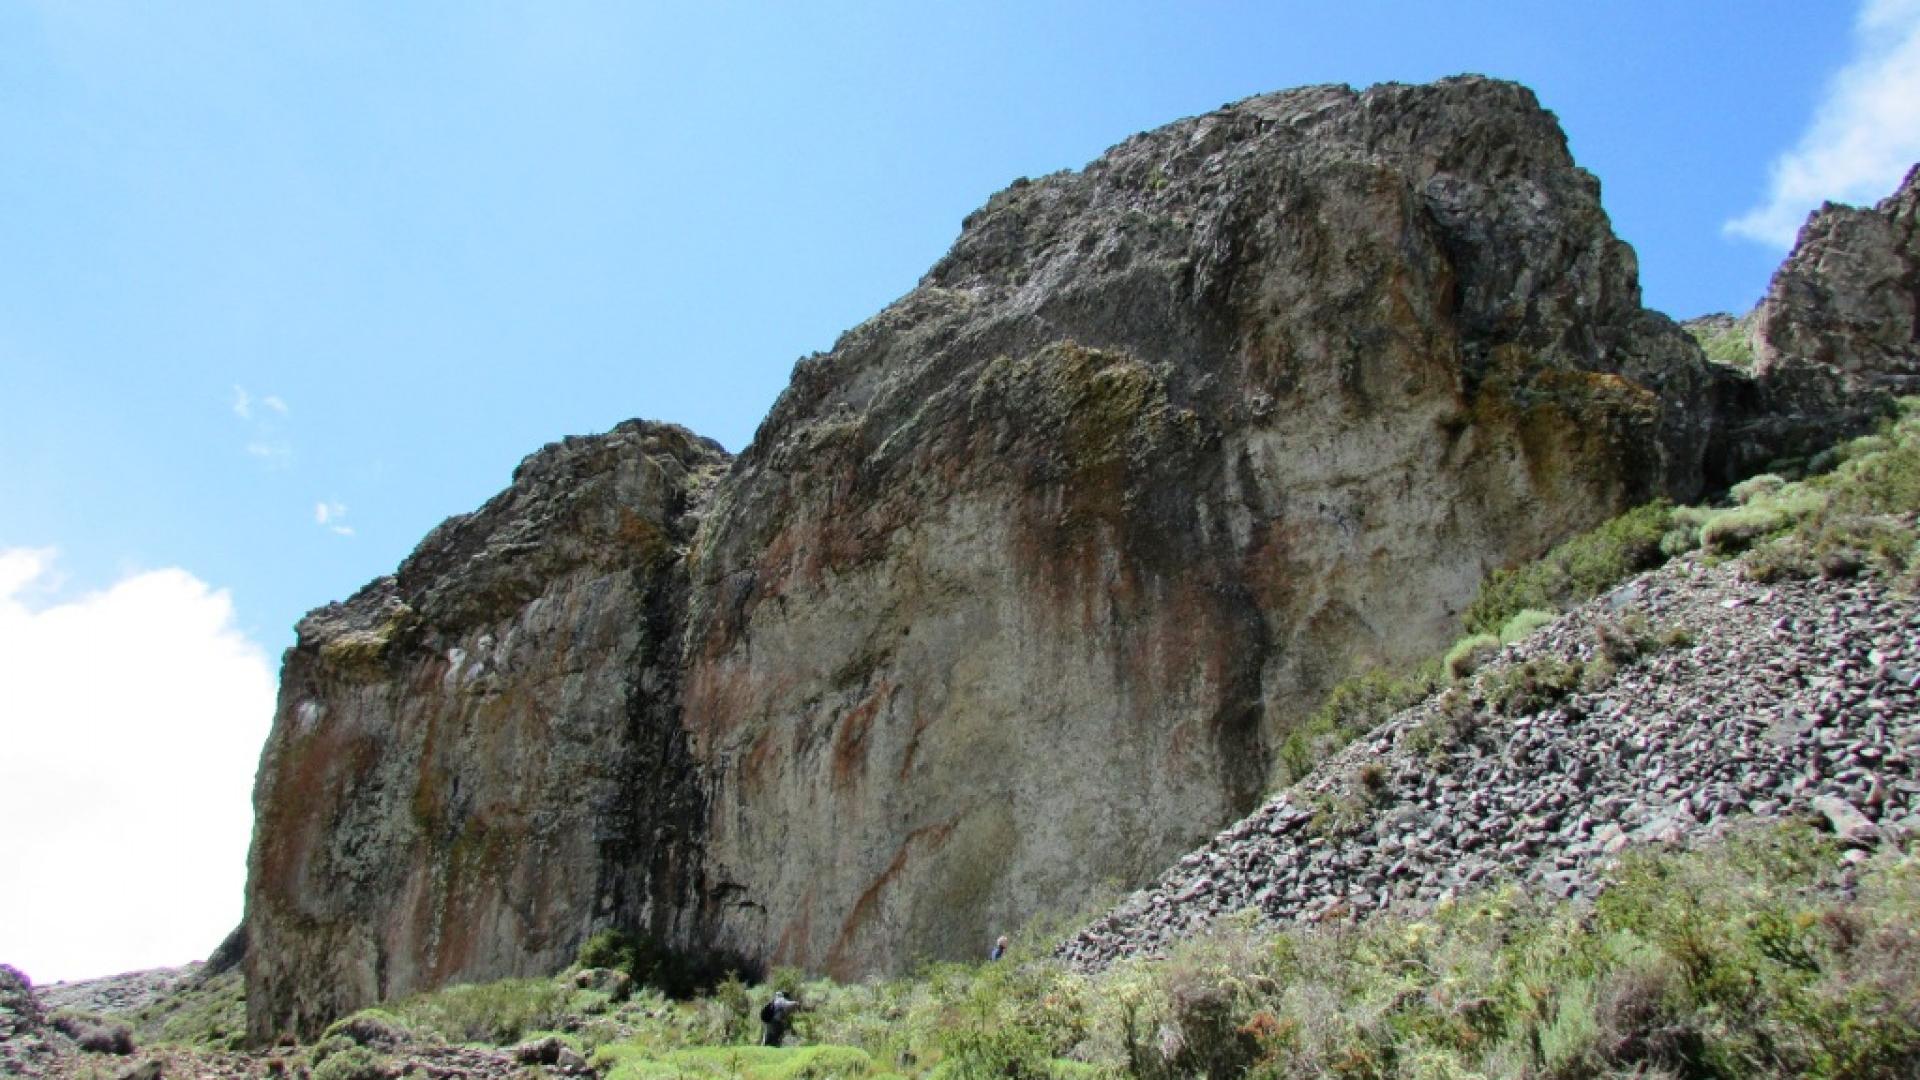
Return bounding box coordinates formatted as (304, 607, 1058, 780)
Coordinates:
(246, 422, 727, 1041)
(243, 76, 1918, 1041)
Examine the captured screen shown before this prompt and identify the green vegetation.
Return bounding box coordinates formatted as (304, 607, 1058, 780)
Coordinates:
(1495, 608, 1556, 645)
(1443, 634, 1501, 680)
(308, 1041, 393, 1080)
(1464, 502, 1673, 635)
(272, 825, 1920, 1079)
(1731, 406, 1920, 586)
(385, 976, 579, 1045)
(1271, 663, 1442, 787)
(1685, 313, 1758, 368)
(108, 967, 246, 1052)
(596, 1044, 884, 1080)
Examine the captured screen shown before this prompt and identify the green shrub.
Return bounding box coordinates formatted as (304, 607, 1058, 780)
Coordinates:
(576, 928, 737, 997)
(1495, 608, 1555, 645)
(309, 1044, 393, 1080)
(1270, 662, 1441, 789)
(323, 1008, 411, 1049)
(1700, 504, 1791, 555)
(1444, 634, 1500, 680)
(1465, 502, 1672, 634)
(1481, 656, 1584, 716)
(388, 976, 575, 1045)
(599, 1042, 879, 1080)
(51, 1010, 134, 1055)
(1730, 472, 1787, 504)
(1686, 315, 1758, 367)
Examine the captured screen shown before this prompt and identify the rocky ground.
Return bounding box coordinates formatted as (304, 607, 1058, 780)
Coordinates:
(1058, 552, 1920, 971)
(33, 968, 208, 1018)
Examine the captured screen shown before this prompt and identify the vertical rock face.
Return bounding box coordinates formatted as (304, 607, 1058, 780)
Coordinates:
(244, 76, 1913, 1041)
(678, 77, 1727, 980)
(1685, 164, 1918, 473)
(1755, 163, 1920, 399)
(245, 422, 728, 1042)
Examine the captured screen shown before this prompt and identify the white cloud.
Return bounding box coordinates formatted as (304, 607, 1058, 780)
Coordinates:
(232, 386, 293, 464)
(1727, 0, 1920, 247)
(0, 549, 276, 984)
(315, 500, 354, 536)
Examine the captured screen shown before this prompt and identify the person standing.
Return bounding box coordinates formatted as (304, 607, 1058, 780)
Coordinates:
(989, 935, 1009, 961)
(760, 989, 798, 1047)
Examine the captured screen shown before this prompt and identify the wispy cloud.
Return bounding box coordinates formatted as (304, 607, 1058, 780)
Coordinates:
(1726, 0, 1920, 247)
(0, 548, 275, 982)
(315, 500, 354, 537)
(231, 384, 292, 466)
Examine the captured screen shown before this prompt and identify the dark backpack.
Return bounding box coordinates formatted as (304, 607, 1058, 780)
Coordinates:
(760, 999, 779, 1024)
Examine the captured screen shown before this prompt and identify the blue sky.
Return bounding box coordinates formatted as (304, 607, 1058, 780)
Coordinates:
(2, 1, 1917, 982)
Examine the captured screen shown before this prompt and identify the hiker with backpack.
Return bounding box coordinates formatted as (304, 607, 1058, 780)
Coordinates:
(760, 989, 799, 1046)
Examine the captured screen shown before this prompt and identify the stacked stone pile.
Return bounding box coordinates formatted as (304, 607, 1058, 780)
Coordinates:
(1059, 556, 1920, 971)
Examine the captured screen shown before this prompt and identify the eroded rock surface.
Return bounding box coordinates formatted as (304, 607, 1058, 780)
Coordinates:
(1703, 164, 1920, 470)
(1756, 163, 1920, 399)
(681, 76, 1731, 981)
(245, 421, 728, 1041)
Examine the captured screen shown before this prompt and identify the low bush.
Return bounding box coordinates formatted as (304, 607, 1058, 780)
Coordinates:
(1700, 504, 1791, 555)
(323, 1008, 411, 1049)
(1270, 662, 1441, 789)
(576, 928, 741, 998)
(1444, 634, 1500, 680)
(309, 1042, 395, 1080)
(1730, 472, 1787, 504)
(1481, 655, 1584, 716)
(51, 1010, 135, 1055)
(1464, 501, 1672, 634)
(387, 976, 576, 1045)
(1495, 607, 1555, 645)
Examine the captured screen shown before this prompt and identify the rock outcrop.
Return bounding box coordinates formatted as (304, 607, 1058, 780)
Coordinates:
(679, 76, 1737, 982)
(242, 75, 1919, 1041)
(1696, 164, 1919, 471)
(1756, 163, 1920, 399)
(246, 422, 728, 1041)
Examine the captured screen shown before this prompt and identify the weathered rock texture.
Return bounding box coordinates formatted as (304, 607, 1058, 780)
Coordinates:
(1757, 164, 1920, 398)
(1698, 164, 1920, 470)
(243, 75, 1918, 1040)
(679, 76, 1745, 983)
(246, 422, 727, 1041)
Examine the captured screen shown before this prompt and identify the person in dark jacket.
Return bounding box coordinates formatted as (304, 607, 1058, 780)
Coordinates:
(989, 935, 1009, 961)
(761, 989, 799, 1046)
